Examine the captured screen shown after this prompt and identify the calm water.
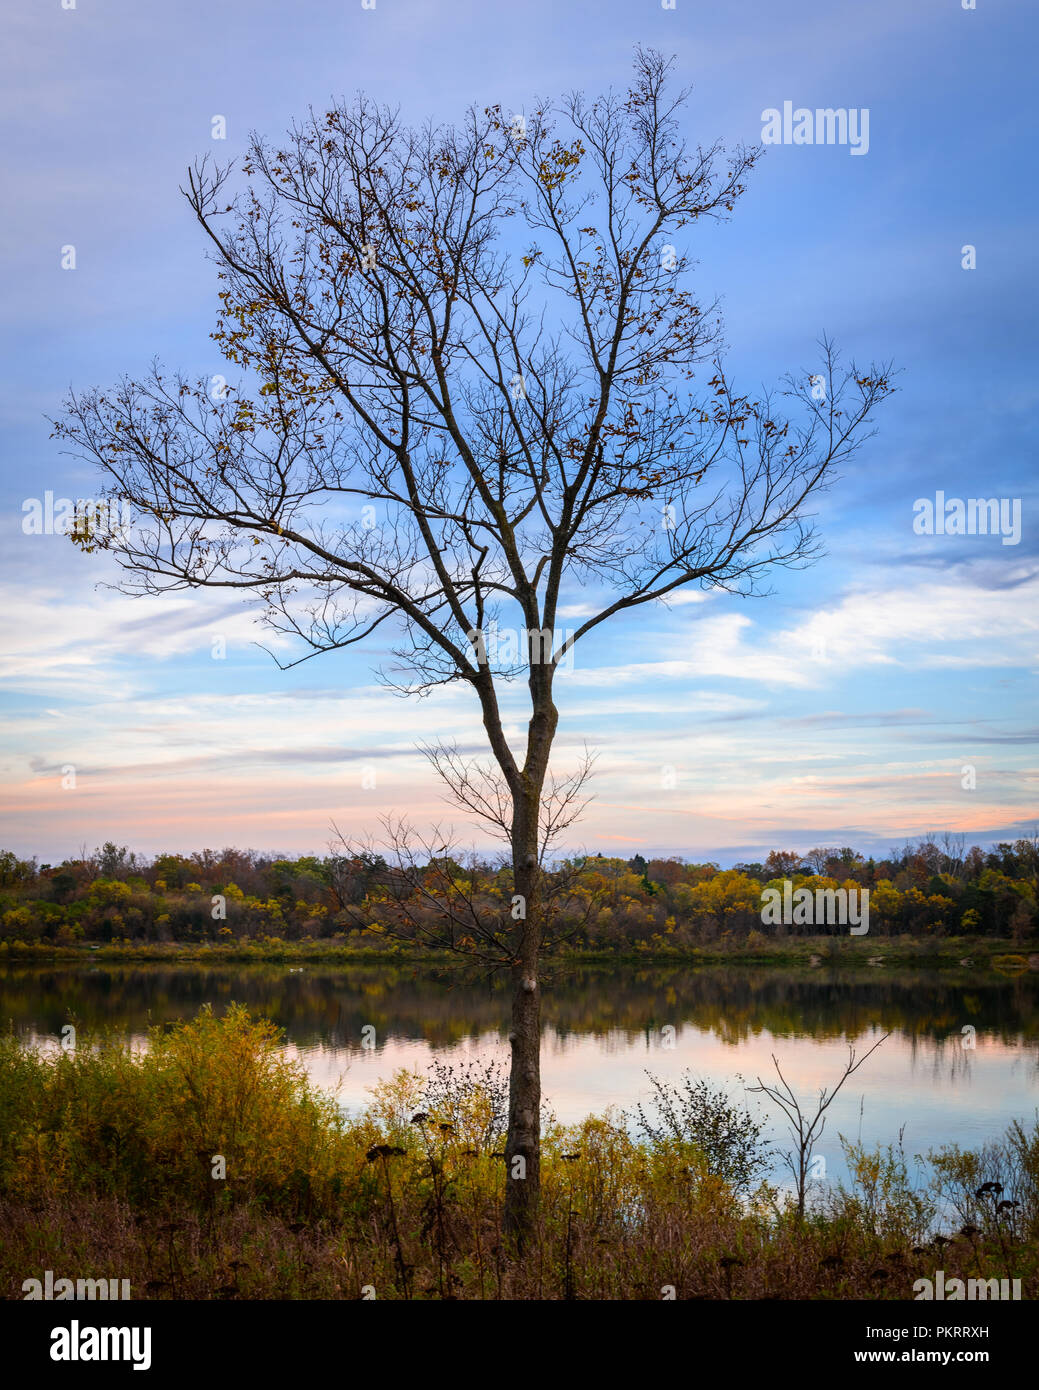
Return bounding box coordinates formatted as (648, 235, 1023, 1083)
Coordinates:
(3, 961, 1038, 1187)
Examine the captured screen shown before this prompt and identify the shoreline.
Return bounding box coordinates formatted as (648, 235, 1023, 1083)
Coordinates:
(1, 935, 1035, 971)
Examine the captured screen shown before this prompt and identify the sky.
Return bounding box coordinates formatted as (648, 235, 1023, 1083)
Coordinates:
(1, 0, 1037, 866)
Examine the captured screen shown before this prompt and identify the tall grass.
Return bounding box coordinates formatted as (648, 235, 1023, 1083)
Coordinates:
(0, 1006, 1035, 1299)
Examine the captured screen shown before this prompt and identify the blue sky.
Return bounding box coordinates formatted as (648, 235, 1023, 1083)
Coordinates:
(2, 0, 1036, 864)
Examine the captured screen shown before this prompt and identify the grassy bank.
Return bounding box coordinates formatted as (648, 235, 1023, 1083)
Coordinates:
(1, 934, 1036, 970)
(1, 1006, 1035, 1300)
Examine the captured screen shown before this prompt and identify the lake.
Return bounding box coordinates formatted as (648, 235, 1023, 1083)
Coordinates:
(3, 960, 1038, 1189)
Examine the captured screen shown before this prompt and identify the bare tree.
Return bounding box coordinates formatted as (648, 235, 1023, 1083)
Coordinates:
(750, 1034, 890, 1220)
(52, 48, 894, 1248)
(803, 846, 838, 875)
(938, 830, 967, 879)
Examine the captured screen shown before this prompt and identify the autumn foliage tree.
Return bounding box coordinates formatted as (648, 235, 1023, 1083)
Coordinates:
(54, 49, 893, 1247)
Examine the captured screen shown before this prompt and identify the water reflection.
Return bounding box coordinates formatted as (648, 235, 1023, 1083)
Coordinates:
(2, 961, 1037, 1187)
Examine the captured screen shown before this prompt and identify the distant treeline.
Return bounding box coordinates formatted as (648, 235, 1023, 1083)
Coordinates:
(0, 834, 1036, 949)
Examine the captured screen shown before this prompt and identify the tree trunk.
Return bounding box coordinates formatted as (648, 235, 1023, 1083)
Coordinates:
(501, 688, 557, 1250)
(502, 796, 543, 1249)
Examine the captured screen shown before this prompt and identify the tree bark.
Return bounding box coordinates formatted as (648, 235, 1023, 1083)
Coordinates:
(503, 815, 542, 1248)
(501, 692, 557, 1249)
